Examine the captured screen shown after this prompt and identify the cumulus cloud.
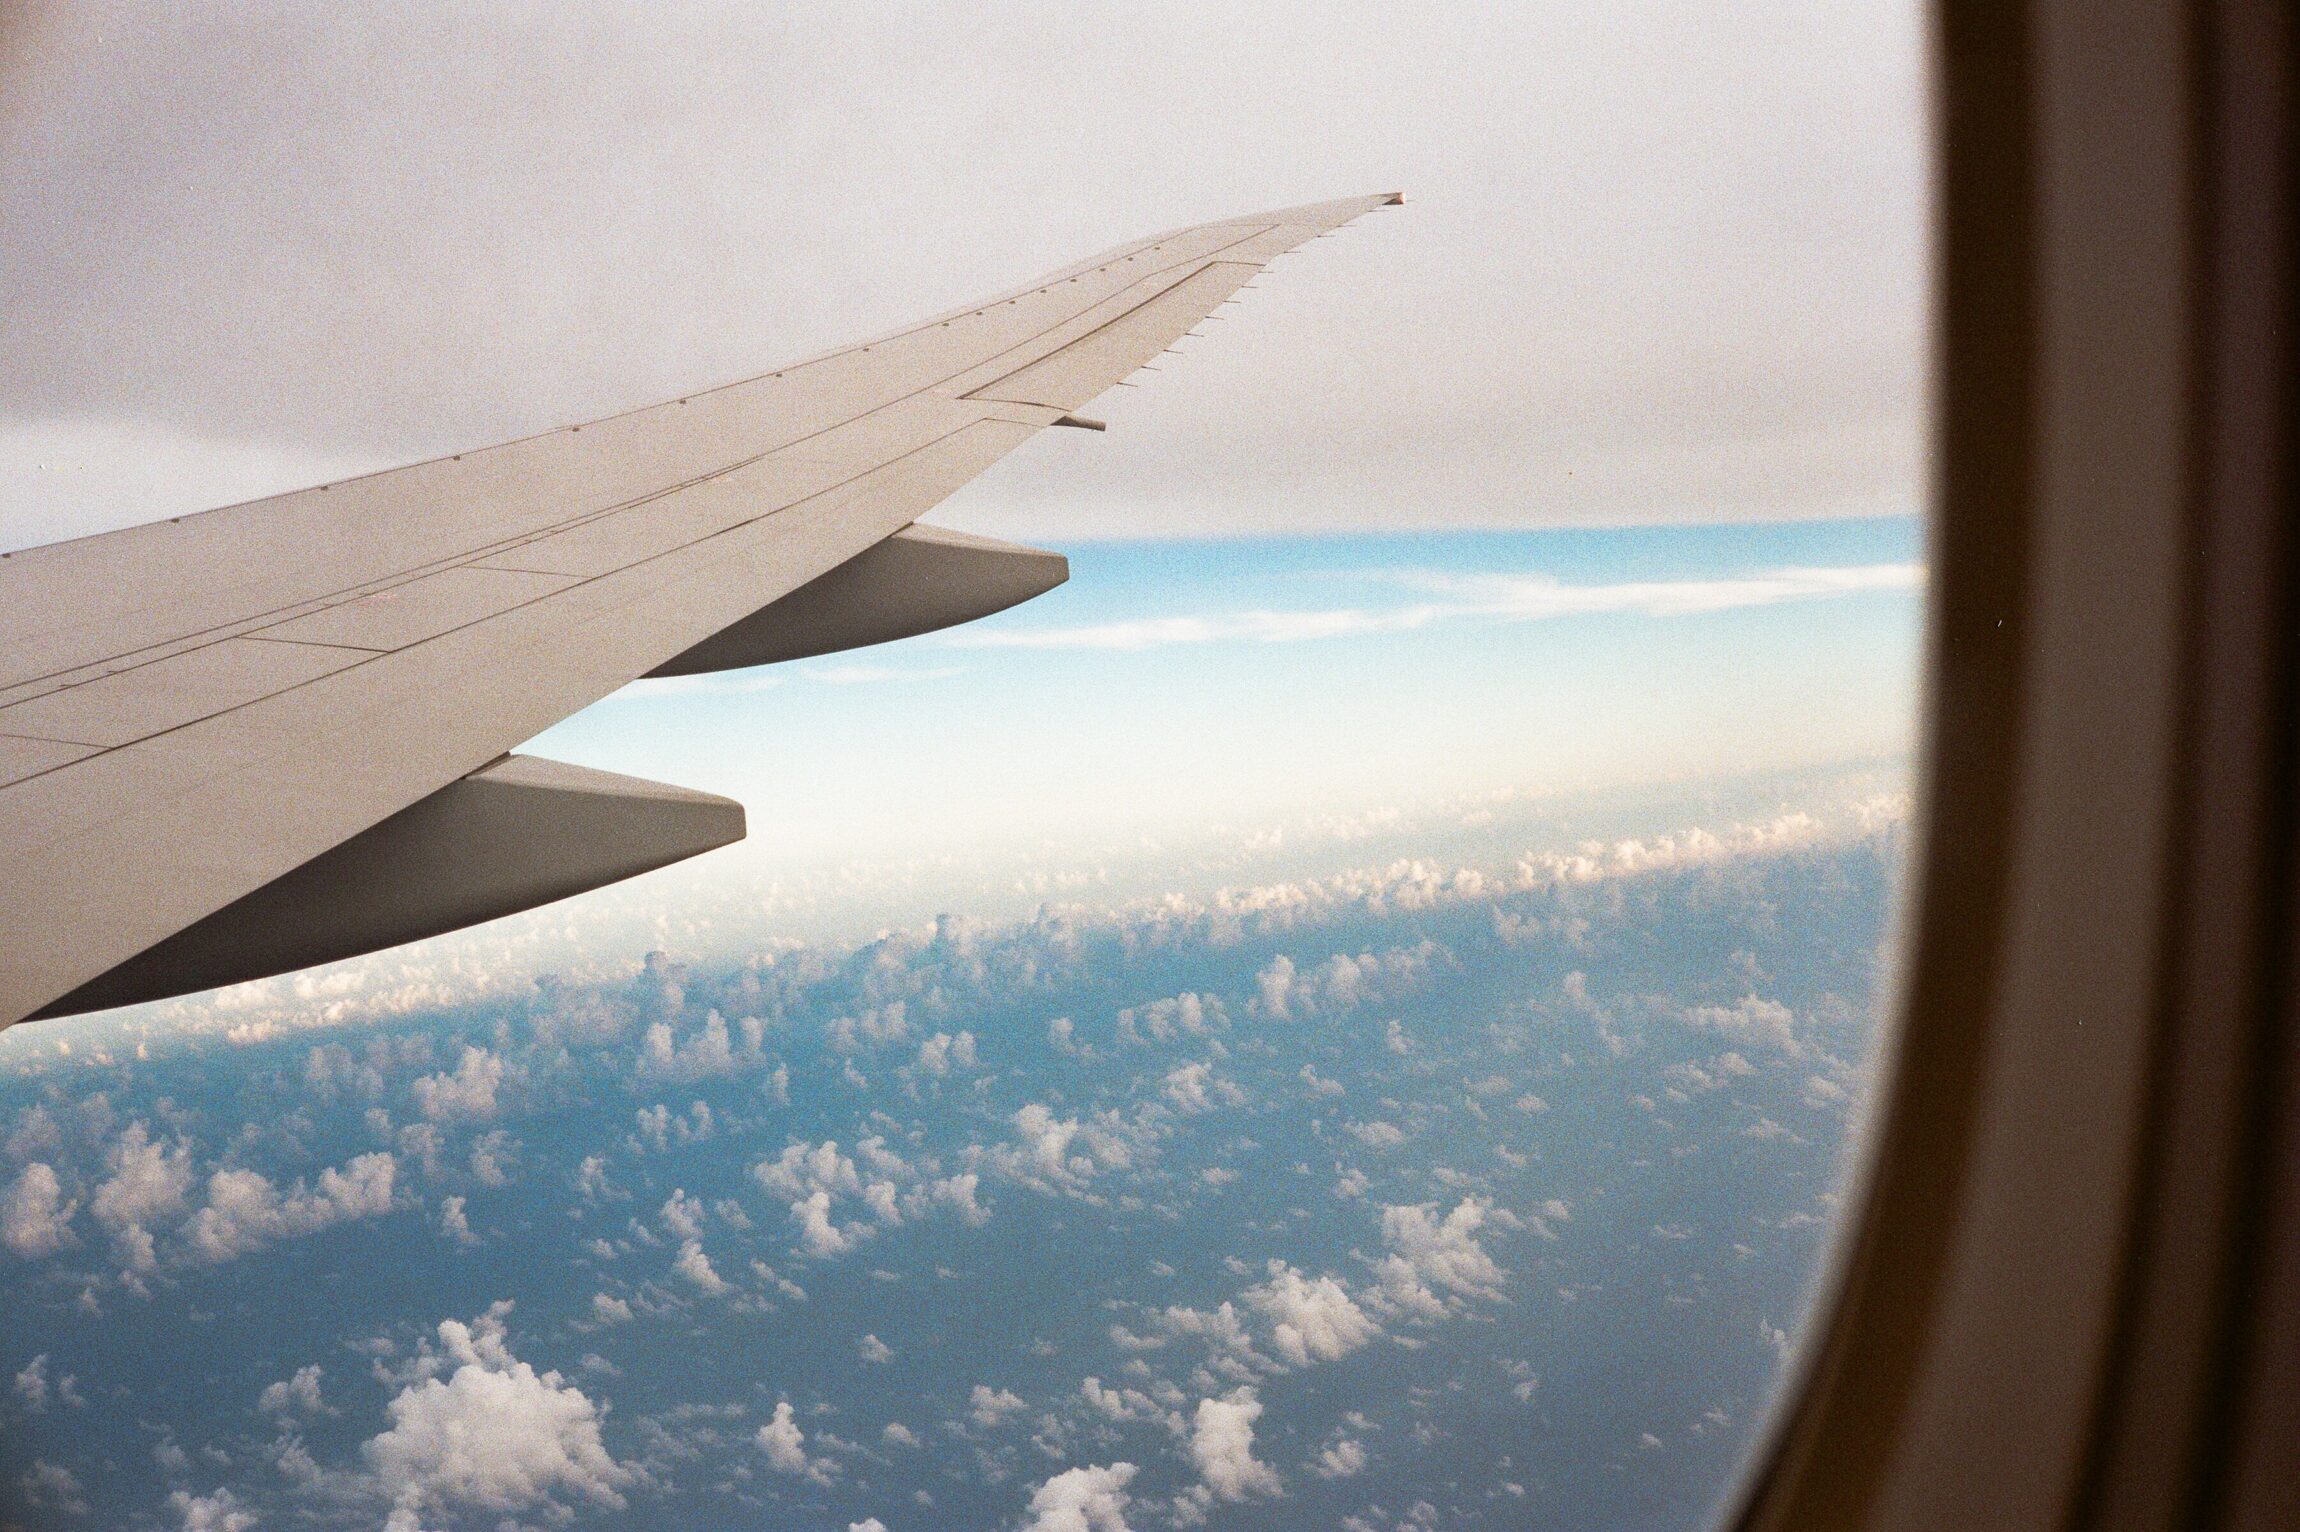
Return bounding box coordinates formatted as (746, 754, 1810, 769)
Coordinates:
(1162, 1061, 1244, 1115)
(1117, 992, 1224, 1045)
(825, 1002, 909, 1053)
(969, 1383, 1028, 1430)
(789, 1190, 866, 1259)
(1683, 994, 1802, 1055)
(17, 1460, 86, 1517)
(913, 1029, 978, 1076)
(90, 1121, 192, 1273)
(1079, 1376, 1181, 1430)
(466, 1130, 517, 1188)
(757, 1400, 837, 1484)
(1253, 943, 1441, 1019)
(12, 1353, 77, 1412)
(1242, 1262, 1381, 1368)
(2, 1162, 77, 1259)
(1188, 1387, 1283, 1502)
(1347, 1120, 1407, 1149)
(1313, 1435, 1370, 1478)
(259, 1363, 327, 1417)
(1020, 1461, 1138, 1532)
(674, 1240, 730, 1294)
(1368, 1199, 1507, 1319)
(760, 1134, 976, 1242)
(169, 1487, 256, 1532)
(994, 1104, 1147, 1200)
(411, 1045, 505, 1122)
(659, 1188, 706, 1241)
(437, 1194, 477, 1246)
(640, 1009, 737, 1080)
(590, 1293, 632, 1325)
(857, 1333, 893, 1363)
(182, 1153, 396, 1263)
(364, 1303, 630, 1527)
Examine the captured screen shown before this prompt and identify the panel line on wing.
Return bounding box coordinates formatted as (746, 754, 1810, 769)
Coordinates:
(0, 226, 1291, 706)
(0, 422, 1002, 763)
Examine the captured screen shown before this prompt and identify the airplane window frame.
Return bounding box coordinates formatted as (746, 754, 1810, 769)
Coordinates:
(1725, 3, 2297, 1529)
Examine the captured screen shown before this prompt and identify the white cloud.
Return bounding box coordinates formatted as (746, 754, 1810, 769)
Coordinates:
(882, 1422, 921, 1448)
(1161, 1061, 1243, 1114)
(1188, 1387, 1282, 1501)
(169, 1487, 257, 1532)
(849, 1520, 889, 1532)
(757, 1400, 837, 1484)
(1079, 1377, 1179, 1430)
(467, 1130, 516, 1188)
(674, 1239, 730, 1294)
(1347, 1120, 1407, 1149)
(1313, 1435, 1370, 1478)
(259, 1363, 327, 1417)
(914, 1029, 978, 1076)
(825, 1002, 909, 1053)
(755, 1140, 862, 1203)
(13, 1354, 54, 1411)
(857, 1333, 893, 1364)
(1020, 1462, 1137, 1532)
(182, 1153, 396, 1263)
(659, 1188, 706, 1241)
(590, 1293, 632, 1325)
(1368, 1199, 1506, 1319)
(1116, 992, 1224, 1044)
(438, 1194, 477, 1246)
(995, 1103, 1146, 1199)
(2, 1162, 77, 1259)
(789, 1190, 867, 1259)
(1683, 994, 1802, 1055)
(18, 1460, 86, 1517)
(411, 1045, 505, 1122)
(969, 1383, 1027, 1430)
(90, 1121, 191, 1273)
(1154, 1301, 1272, 1382)
(364, 1303, 630, 1526)
(1253, 943, 1441, 1019)
(640, 1010, 737, 1081)
(923, 1172, 990, 1227)
(1242, 1262, 1380, 1368)
(952, 565, 1924, 653)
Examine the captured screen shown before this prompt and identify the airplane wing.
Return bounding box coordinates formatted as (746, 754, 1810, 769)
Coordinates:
(0, 192, 1401, 1026)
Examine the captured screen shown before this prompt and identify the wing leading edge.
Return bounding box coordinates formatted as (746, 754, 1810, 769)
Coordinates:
(0, 192, 1401, 1025)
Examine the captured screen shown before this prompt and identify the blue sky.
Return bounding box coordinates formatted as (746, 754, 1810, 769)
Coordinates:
(531, 518, 1923, 881)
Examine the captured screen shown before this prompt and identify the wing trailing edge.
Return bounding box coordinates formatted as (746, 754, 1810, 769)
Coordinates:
(646, 524, 1067, 676)
(31, 756, 743, 1019)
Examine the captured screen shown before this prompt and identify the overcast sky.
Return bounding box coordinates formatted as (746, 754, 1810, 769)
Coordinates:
(0, 2, 1926, 548)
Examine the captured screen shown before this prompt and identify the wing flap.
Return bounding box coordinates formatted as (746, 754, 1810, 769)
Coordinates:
(30, 753, 745, 1019)
(647, 523, 1068, 676)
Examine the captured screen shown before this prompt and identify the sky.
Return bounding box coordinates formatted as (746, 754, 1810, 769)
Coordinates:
(0, 1, 1927, 548)
(0, 13, 1931, 1528)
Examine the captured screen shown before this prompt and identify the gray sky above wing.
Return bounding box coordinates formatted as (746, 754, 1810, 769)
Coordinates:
(0, 2, 1926, 548)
